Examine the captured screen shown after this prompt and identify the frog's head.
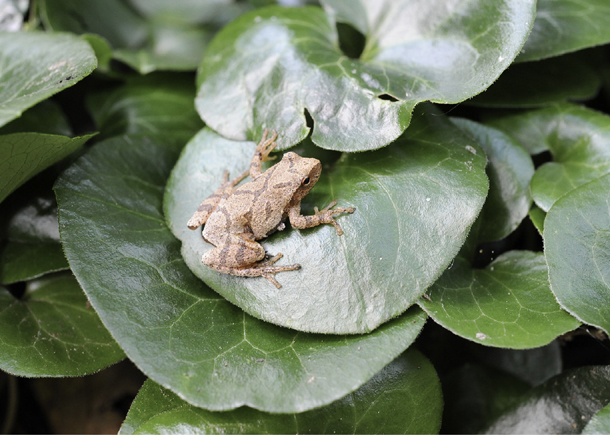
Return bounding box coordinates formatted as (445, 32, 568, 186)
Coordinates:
(282, 152, 322, 203)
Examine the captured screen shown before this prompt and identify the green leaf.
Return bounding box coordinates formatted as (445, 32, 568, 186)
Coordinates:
(414, 118, 570, 349)
(482, 365, 610, 433)
(0, 273, 124, 377)
(40, 0, 216, 74)
(127, 0, 249, 25)
(0, 243, 68, 285)
(419, 251, 580, 349)
(450, 118, 534, 244)
(112, 20, 213, 74)
(528, 205, 546, 235)
(544, 173, 610, 335)
(0, 100, 72, 136)
(40, 0, 147, 49)
(87, 74, 204, 140)
(517, 0, 610, 62)
(81, 34, 114, 73)
(165, 106, 488, 334)
(196, 2, 536, 151)
(469, 52, 601, 108)
(442, 364, 530, 434)
(55, 133, 428, 412)
(486, 103, 610, 212)
(0, 133, 94, 204)
(583, 403, 610, 435)
(121, 349, 442, 435)
(0, 161, 68, 285)
(0, 31, 97, 128)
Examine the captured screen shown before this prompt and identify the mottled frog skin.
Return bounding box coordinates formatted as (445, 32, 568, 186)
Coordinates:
(187, 130, 355, 288)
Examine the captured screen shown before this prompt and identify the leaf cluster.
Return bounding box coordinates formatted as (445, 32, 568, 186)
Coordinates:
(2, 0, 610, 433)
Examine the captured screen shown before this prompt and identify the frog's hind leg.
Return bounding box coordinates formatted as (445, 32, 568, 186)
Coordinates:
(187, 169, 249, 229)
(201, 234, 300, 288)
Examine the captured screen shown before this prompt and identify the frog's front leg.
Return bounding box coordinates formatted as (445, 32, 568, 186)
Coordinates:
(187, 169, 249, 229)
(288, 201, 355, 235)
(250, 129, 278, 179)
(202, 233, 300, 288)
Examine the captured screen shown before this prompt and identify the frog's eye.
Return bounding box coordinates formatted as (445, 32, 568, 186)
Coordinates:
(303, 177, 310, 185)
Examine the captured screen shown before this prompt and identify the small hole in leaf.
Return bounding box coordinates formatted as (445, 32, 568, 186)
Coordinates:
(6, 282, 26, 299)
(337, 22, 365, 59)
(304, 107, 314, 132)
(378, 93, 399, 102)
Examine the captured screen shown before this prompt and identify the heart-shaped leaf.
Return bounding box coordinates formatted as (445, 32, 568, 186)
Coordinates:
(415, 118, 577, 348)
(469, 52, 601, 108)
(486, 103, 610, 212)
(0, 273, 124, 377)
(121, 349, 442, 435)
(55, 133, 428, 413)
(0, 31, 96, 128)
(419, 251, 579, 348)
(87, 74, 204, 140)
(544, 173, 610, 334)
(482, 365, 610, 433)
(584, 403, 610, 435)
(517, 0, 610, 62)
(0, 133, 94, 204)
(196, 1, 536, 151)
(165, 105, 488, 334)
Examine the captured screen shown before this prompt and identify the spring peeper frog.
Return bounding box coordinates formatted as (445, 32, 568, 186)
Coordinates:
(187, 129, 355, 288)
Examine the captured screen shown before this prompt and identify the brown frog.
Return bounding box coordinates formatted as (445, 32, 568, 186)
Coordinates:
(187, 129, 355, 288)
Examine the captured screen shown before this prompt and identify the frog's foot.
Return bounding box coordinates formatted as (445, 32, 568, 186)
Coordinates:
(255, 253, 301, 288)
(314, 201, 356, 236)
(256, 129, 278, 162)
(203, 248, 300, 289)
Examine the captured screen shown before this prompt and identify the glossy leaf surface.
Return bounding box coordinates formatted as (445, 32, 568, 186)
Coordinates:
(487, 103, 610, 212)
(518, 0, 610, 62)
(165, 106, 488, 334)
(419, 251, 579, 348)
(55, 133, 429, 412)
(0, 274, 124, 377)
(121, 349, 442, 435)
(545, 173, 610, 334)
(196, 2, 535, 151)
(0, 133, 93, 203)
(0, 31, 96, 128)
(483, 365, 610, 433)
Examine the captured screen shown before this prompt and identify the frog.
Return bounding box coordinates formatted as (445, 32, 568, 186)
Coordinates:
(187, 129, 355, 288)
